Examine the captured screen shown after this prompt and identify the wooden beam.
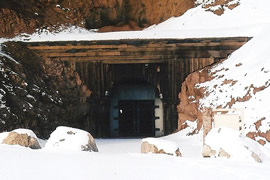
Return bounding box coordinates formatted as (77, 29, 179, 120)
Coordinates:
(26, 37, 250, 64)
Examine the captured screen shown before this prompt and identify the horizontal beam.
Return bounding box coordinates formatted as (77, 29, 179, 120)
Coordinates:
(38, 49, 234, 59)
(25, 37, 250, 63)
(50, 57, 166, 64)
(27, 41, 247, 51)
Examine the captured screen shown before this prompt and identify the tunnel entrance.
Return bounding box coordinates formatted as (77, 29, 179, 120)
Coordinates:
(26, 37, 250, 137)
(118, 100, 155, 137)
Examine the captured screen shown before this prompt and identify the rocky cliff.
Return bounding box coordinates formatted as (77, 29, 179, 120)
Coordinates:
(0, 42, 91, 138)
(0, 0, 194, 37)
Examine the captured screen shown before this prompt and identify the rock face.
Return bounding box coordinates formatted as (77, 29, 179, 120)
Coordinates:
(141, 139, 182, 157)
(0, 42, 92, 138)
(0, 0, 194, 37)
(44, 126, 98, 152)
(2, 131, 41, 149)
(177, 67, 213, 134)
(196, 0, 240, 15)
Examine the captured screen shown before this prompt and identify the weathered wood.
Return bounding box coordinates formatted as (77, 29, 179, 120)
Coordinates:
(27, 37, 249, 64)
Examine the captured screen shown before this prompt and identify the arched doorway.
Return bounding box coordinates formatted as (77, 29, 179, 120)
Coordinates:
(110, 81, 164, 137)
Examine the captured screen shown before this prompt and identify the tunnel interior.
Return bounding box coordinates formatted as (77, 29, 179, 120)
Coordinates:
(110, 80, 164, 137)
(118, 100, 154, 137)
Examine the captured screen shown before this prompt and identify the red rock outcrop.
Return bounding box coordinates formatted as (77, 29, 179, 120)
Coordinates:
(198, 0, 240, 15)
(0, 0, 194, 37)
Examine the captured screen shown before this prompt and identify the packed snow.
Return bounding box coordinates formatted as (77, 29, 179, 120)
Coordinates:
(1, 0, 270, 179)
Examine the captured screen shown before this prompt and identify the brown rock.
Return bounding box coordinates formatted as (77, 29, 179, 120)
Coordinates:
(202, 108, 213, 141)
(177, 65, 214, 134)
(141, 141, 181, 157)
(81, 134, 99, 152)
(218, 148, 230, 158)
(201, 0, 240, 16)
(246, 132, 256, 140)
(258, 139, 266, 146)
(202, 144, 216, 157)
(265, 131, 270, 142)
(2, 132, 41, 149)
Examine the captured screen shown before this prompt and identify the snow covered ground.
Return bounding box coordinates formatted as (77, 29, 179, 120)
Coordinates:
(1, 127, 270, 180)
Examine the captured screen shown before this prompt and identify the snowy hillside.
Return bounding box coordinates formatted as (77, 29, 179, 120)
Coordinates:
(198, 24, 270, 146)
(148, 0, 270, 34)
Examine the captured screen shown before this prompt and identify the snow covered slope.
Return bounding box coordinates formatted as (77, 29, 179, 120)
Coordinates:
(150, 0, 270, 31)
(197, 24, 270, 146)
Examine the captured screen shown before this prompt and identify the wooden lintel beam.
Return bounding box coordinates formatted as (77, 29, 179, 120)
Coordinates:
(50, 57, 166, 64)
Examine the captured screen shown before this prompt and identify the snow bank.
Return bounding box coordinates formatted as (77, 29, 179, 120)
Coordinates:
(204, 128, 270, 162)
(44, 126, 98, 152)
